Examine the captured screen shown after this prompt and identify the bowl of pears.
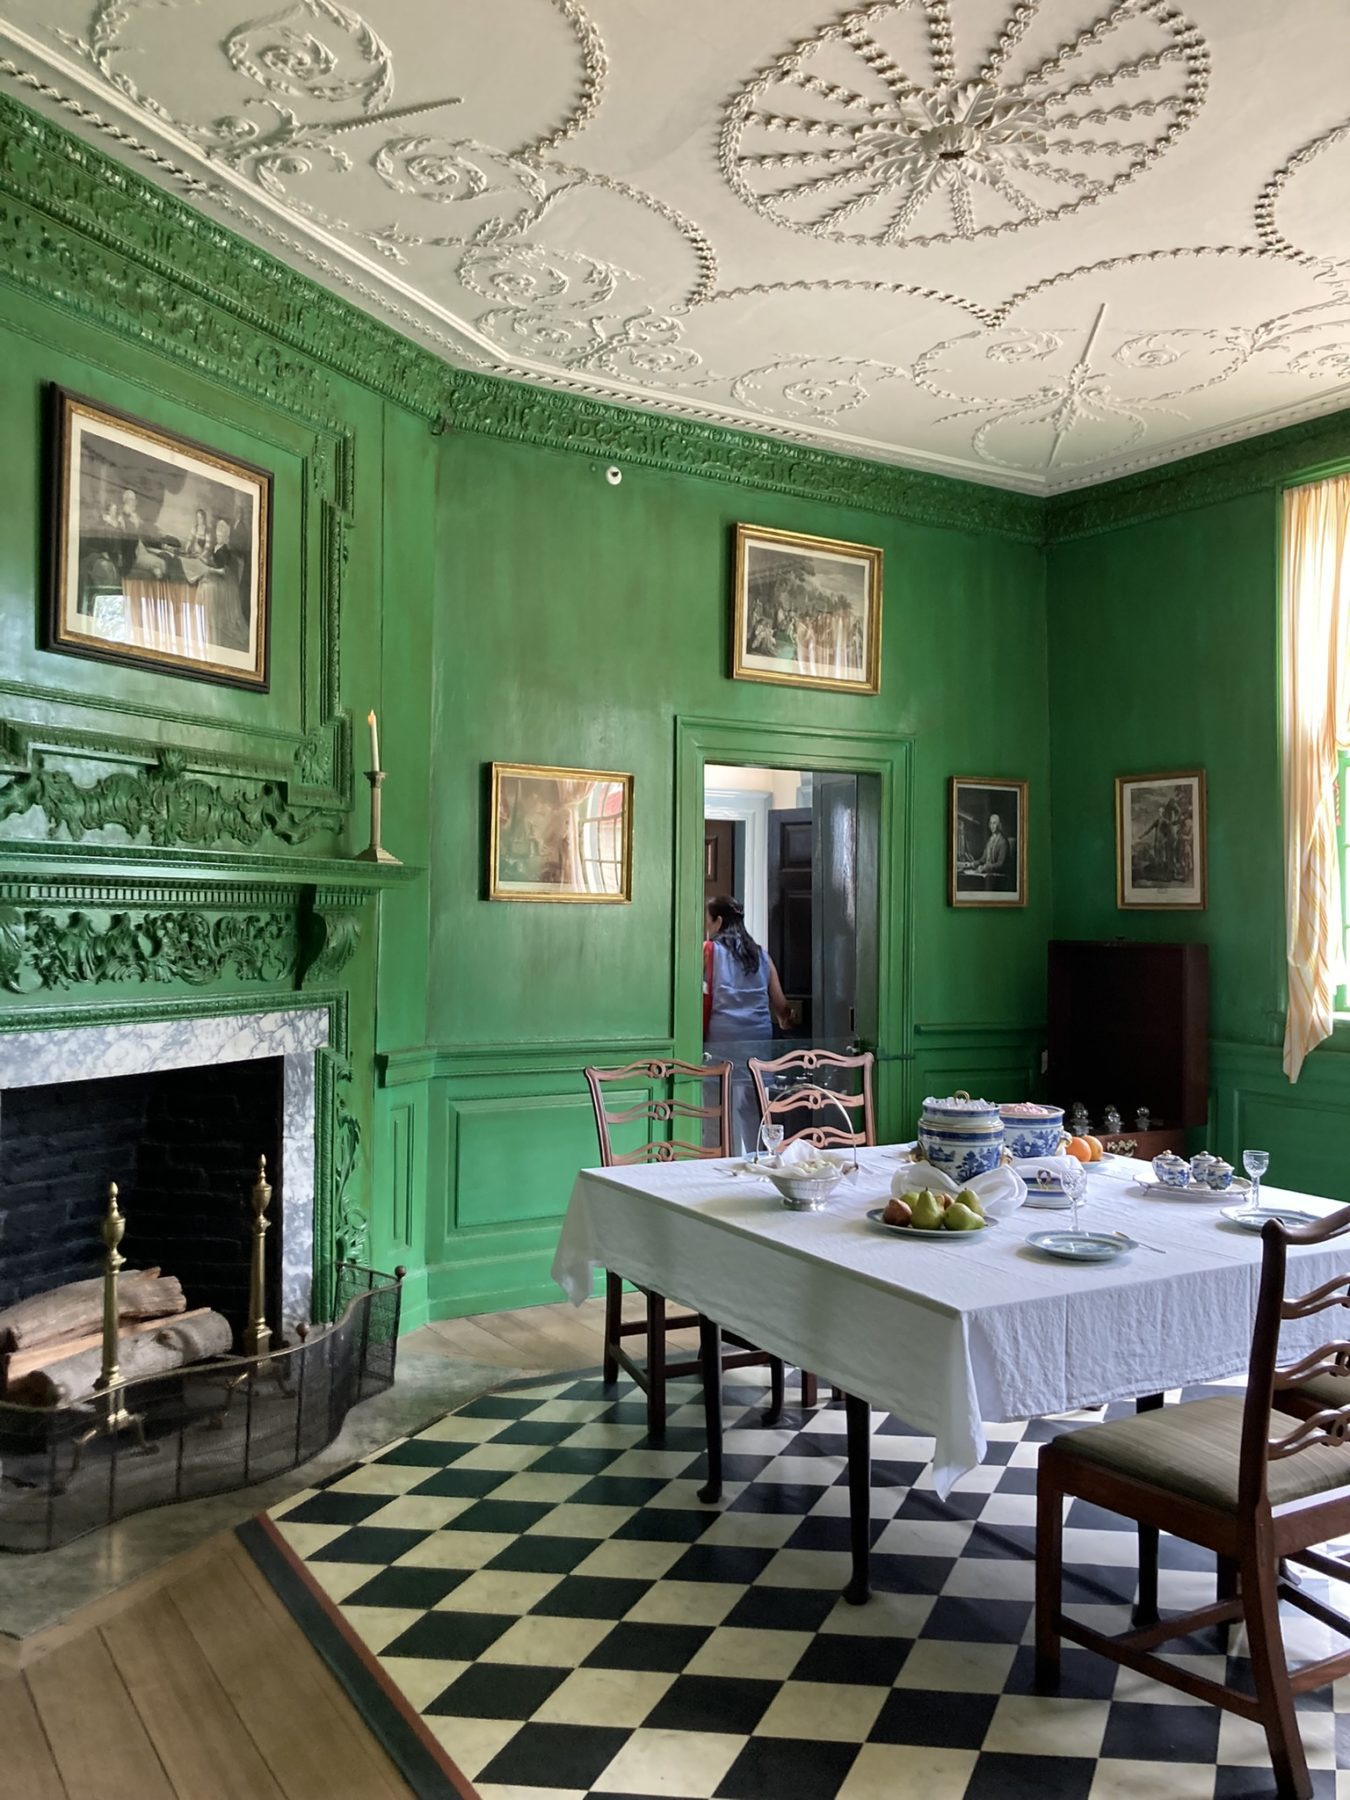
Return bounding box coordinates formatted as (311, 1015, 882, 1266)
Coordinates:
(868, 1187, 991, 1237)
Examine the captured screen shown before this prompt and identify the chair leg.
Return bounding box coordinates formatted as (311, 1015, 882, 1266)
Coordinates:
(1035, 1471, 1064, 1691)
(1133, 1523, 1160, 1628)
(762, 1357, 785, 1425)
(602, 1271, 621, 1386)
(644, 1290, 666, 1442)
(1241, 1545, 1311, 1799)
(1215, 1553, 1239, 1649)
(800, 1371, 819, 1410)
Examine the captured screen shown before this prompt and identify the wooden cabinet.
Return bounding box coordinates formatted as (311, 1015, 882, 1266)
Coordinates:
(1048, 940, 1209, 1139)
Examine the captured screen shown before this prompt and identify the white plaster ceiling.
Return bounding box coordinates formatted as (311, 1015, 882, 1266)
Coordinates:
(2, 1, 1350, 494)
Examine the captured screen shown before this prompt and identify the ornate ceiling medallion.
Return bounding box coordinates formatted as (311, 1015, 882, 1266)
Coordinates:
(721, 0, 1209, 248)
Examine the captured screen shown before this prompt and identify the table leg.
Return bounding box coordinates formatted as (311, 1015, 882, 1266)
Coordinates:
(1133, 1392, 1164, 1627)
(844, 1392, 871, 1606)
(697, 1316, 723, 1505)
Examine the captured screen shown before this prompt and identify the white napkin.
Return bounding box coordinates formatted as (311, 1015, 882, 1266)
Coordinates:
(890, 1161, 1026, 1219)
(1012, 1154, 1080, 1186)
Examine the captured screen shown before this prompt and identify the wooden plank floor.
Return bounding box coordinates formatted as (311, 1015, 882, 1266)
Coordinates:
(0, 1295, 645, 1799)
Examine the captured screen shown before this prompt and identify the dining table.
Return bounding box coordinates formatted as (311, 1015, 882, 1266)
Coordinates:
(552, 1148, 1349, 1608)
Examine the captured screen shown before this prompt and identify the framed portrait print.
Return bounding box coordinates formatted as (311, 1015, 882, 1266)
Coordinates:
(489, 763, 633, 903)
(732, 523, 882, 694)
(1116, 771, 1206, 910)
(47, 388, 271, 690)
(949, 778, 1027, 907)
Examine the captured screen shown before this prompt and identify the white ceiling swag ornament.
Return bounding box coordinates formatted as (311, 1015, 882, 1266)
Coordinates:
(721, 0, 1209, 247)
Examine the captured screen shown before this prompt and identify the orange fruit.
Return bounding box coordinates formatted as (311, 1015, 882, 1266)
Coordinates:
(1084, 1135, 1104, 1162)
(1065, 1136, 1093, 1163)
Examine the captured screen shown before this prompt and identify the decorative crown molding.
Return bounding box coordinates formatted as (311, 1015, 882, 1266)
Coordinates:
(1044, 405, 1350, 542)
(0, 86, 1043, 540)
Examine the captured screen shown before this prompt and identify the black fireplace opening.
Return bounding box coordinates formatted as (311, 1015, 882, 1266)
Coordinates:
(0, 1058, 283, 1341)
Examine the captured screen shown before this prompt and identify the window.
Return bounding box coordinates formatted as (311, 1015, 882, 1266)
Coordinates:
(1339, 749, 1350, 1015)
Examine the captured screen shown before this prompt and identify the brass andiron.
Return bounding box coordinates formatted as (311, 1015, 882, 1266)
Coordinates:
(74, 1182, 152, 1461)
(355, 769, 402, 865)
(243, 1155, 273, 1362)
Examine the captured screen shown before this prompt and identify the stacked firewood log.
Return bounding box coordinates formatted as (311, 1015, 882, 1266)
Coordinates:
(0, 1270, 232, 1406)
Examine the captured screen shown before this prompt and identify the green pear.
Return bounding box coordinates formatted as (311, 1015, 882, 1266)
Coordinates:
(943, 1201, 985, 1232)
(956, 1188, 985, 1219)
(910, 1189, 945, 1231)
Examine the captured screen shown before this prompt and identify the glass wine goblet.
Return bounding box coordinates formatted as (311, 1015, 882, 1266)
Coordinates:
(1064, 1158, 1087, 1237)
(759, 1121, 785, 1166)
(1242, 1149, 1270, 1213)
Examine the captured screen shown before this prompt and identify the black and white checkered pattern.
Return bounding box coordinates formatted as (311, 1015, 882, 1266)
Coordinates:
(267, 1370, 1350, 1799)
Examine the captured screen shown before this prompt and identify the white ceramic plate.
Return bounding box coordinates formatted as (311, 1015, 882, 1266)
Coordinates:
(865, 1207, 993, 1240)
(1131, 1176, 1251, 1201)
(1220, 1203, 1321, 1232)
(1027, 1230, 1138, 1262)
(1023, 1192, 1074, 1211)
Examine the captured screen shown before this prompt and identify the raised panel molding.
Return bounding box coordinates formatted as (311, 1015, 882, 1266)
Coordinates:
(448, 1090, 639, 1234)
(1210, 1037, 1350, 1204)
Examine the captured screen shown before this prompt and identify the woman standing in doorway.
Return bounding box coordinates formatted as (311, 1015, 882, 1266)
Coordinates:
(704, 895, 791, 1153)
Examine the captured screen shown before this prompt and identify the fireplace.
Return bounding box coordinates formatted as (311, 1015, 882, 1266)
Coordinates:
(0, 1059, 283, 1337)
(0, 1007, 329, 1334)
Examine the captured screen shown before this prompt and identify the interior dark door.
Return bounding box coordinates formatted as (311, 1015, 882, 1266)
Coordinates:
(703, 819, 736, 911)
(767, 806, 812, 1037)
(812, 774, 859, 1046)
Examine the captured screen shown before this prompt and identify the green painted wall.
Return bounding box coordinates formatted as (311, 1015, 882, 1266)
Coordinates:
(1045, 420, 1350, 1200)
(0, 93, 1052, 1330)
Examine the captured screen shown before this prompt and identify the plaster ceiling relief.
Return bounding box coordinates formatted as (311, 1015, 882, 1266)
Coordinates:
(1, 1, 1350, 492)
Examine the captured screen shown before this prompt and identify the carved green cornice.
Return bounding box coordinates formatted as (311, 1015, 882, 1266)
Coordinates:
(436, 370, 1043, 540)
(0, 904, 295, 992)
(0, 91, 1042, 542)
(1044, 407, 1350, 543)
(0, 749, 342, 849)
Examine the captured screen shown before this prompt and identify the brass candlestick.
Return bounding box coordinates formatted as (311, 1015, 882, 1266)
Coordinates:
(355, 769, 402, 864)
(75, 1182, 151, 1459)
(242, 1155, 273, 1362)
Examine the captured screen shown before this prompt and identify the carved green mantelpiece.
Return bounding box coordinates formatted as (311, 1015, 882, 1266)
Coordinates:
(0, 750, 342, 849)
(0, 904, 295, 992)
(298, 890, 364, 989)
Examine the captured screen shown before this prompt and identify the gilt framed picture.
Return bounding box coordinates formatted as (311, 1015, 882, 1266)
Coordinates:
(1116, 771, 1207, 910)
(949, 778, 1027, 907)
(732, 523, 882, 694)
(47, 388, 271, 690)
(489, 763, 633, 903)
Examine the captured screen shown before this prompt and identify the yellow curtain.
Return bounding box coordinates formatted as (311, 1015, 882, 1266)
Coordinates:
(1282, 474, 1350, 1080)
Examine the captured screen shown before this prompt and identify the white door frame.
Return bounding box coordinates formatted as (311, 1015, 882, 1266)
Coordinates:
(703, 787, 771, 947)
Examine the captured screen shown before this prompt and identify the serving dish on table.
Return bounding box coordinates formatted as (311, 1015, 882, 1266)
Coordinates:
(1027, 1230, 1138, 1263)
(1220, 1202, 1321, 1232)
(1131, 1175, 1251, 1201)
(865, 1206, 994, 1241)
(764, 1156, 847, 1210)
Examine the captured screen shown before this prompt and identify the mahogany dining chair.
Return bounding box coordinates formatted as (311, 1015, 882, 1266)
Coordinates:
(1036, 1203, 1350, 1799)
(584, 1058, 791, 1439)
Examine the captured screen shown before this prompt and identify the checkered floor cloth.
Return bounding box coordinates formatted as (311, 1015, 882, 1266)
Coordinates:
(247, 1369, 1350, 1799)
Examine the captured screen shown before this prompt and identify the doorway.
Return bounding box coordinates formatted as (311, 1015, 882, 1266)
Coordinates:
(702, 761, 881, 1151)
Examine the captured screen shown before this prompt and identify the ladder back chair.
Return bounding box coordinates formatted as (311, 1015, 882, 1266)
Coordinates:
(1036, 1203, 1350, 1799)
(747, 1047, 876, 1410)
(583, 1058, 788, 1439)
(747, 1048, 876, 1151)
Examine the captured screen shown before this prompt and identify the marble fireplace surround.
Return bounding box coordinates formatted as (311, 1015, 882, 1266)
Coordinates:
(0, 1006, 330, 1327)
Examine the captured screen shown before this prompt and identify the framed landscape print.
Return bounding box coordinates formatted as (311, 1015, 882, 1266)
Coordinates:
(48, 388, 271, 690)
(949, 777, 1027, 907)
(732, 523, 882, 694)
(489, 763, 633, 903)
(1116, 771, 1207, 910)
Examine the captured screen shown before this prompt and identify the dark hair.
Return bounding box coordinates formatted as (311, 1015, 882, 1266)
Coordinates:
(706, 894, 762, 976)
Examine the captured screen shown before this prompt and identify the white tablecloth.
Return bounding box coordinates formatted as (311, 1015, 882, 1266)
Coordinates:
(553, 1151, 1349, 1497)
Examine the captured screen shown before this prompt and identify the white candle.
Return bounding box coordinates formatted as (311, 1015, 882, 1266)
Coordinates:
(367, 709, 380, 774)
